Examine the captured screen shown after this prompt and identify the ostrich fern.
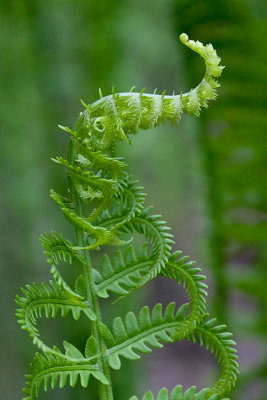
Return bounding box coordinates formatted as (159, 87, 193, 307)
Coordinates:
(16, 34, 238, 400)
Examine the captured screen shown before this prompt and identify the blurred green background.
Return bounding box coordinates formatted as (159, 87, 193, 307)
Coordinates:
(0, 1, 266, 399)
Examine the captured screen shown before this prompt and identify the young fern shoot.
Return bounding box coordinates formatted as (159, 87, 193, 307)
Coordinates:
(16, 34, 238, 400)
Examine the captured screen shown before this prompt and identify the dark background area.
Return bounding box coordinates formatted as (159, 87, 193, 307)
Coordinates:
(0, 1, 266, 399)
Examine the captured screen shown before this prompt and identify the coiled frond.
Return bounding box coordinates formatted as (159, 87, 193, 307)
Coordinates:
(162, 251, 208, 328)
(16, 33, 238, 400)
(23, 351, 108, 400)
(122, 207, 175, 283)
(15, 281, 96, 354)
(88, 34, 224, 143)
(187, 318, 239, 397)
(41, 231, 82, 265)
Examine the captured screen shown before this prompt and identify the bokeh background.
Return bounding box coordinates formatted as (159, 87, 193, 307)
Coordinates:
(0, 0, 266, 399)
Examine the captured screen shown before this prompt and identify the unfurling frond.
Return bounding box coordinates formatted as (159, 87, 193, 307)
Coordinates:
(186, 318, 239, 397)
(40, 231, 87, 297)
(23, 351, 108, 400)
(41, 231, 82, 265)
(16, 33, 237, 400)
(162, 251, 208, 329)
(87, 33, 224, 142)
(121, 207, 175, 283)
(16, 281, 96, 353)
(101, 302, 188, 370)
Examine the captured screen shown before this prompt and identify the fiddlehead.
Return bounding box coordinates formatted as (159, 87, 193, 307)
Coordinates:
(83, 33, 223, 149)
(16, 34, 238, 400)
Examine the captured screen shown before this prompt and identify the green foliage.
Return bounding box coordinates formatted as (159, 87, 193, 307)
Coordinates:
(23, 351, 108, 400)
(94, 243, 151, 298)
(187, 318, 239, 396)
(101, 302, 188, 370)
(129, 385, 229, 400)
(175, 1, 267, 397)
(16, 34, 238, 400)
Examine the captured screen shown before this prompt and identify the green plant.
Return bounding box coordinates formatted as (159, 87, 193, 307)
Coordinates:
(16, 34, 238, 400)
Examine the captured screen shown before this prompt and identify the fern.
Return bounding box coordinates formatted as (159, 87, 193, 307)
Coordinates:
(129, 386, 229, 400)
(23, 351, 108, 400)
(162, 251, 208, 328)
(16, 34, 238, 400)
(94, 243, 152, 298)
(100, 302, 189, 370)
(15, 281, 96, 356)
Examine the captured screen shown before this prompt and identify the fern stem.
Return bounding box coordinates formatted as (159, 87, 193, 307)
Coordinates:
(67, 137, 114, 400)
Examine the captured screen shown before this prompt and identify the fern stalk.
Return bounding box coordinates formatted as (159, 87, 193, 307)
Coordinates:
(67, 139, 114, 400)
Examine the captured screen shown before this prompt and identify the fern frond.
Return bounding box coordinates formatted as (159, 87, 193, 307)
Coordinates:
(113, 179, 146, 219)
(54, 177, 146, 251)
(52, 156, 117, 193)
(15, 281, 96, 353)
(40, 231, 86, 297)
(97, 178, 146, 235)
(121, 207, 174, 283)
(100, 302, 188, 370)
(129, 385, 229, 400)
(59, 125, 125, 176)
(184, 317, 239, 397)
(61, 126, 126, 179)
(162, 251, 208, 330)
(76, 149, 126, 178)
(23, 351, 108, 400)
(15, 32, 235, 400)
(88, 34, 224, 141)
(94, 243, 152, 298)
(51, 155, 117, 223)
(49, 182, 146, 251)
(50, 189, 113, 249)
(41, 231, 83, 265)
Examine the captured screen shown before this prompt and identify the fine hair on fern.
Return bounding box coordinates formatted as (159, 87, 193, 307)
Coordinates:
(16, 33, 238, 400)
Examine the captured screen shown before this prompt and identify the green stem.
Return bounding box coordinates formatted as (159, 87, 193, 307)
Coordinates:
(67, 135, 114, 400)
